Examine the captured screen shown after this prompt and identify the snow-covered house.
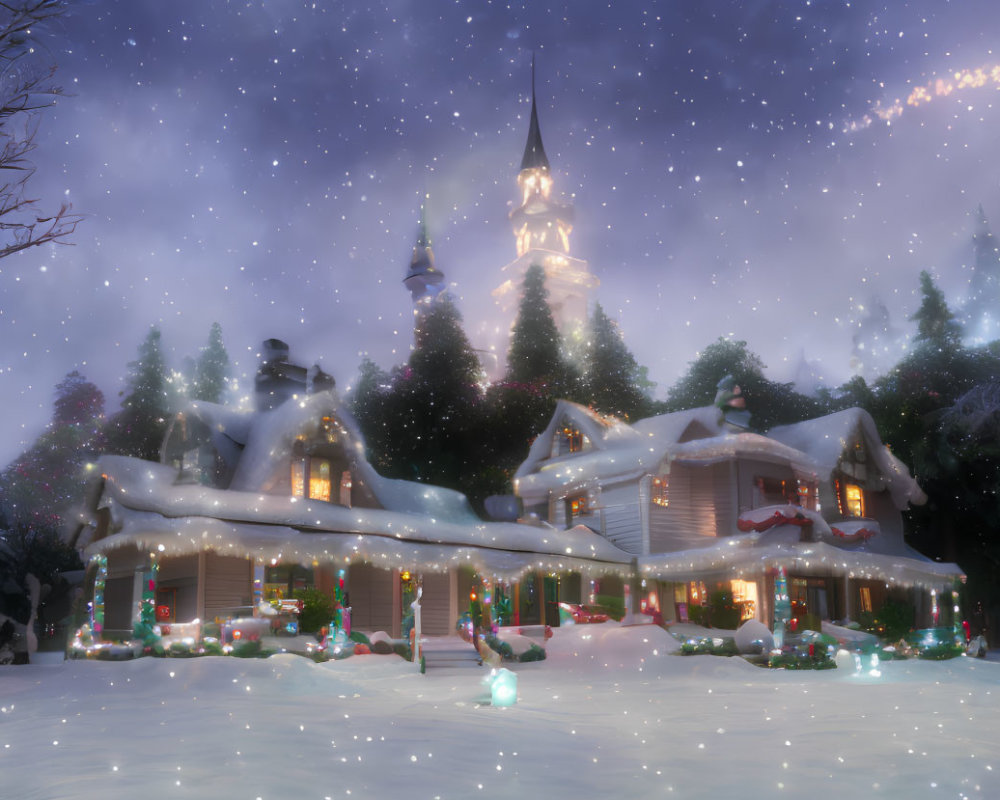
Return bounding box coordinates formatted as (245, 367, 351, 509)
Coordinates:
(78, 346, 633, 643)
(513, 401, 962, 630)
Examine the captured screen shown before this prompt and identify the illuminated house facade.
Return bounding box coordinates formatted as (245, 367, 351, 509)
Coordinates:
(514, 401, 962, 630)
(78, 343, 632, 642)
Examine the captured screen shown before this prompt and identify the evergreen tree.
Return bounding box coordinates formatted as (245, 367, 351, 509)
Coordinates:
(0, 371, 104, 531)
(665, 338, 820, 429)
(506, 264, 576, 394)
(583, 303, 651, 420)
(379, 298, 486, 500)
(911, 270, 962, 350)
(53, 370, 105, 426)
(959, 205, 1000, 344)
(665, 338, 764, 412)
(191, 322, 230, 403)
(105, 326, 174, 460)
(874, 272, 988, 452)
(349, 356, 392, 473)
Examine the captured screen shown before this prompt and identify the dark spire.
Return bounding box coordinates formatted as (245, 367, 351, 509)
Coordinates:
(520, 54, 550, 172)
(404, 199, 445, 302)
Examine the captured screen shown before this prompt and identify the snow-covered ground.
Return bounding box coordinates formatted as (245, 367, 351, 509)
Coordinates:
(3, 624, 998, 799)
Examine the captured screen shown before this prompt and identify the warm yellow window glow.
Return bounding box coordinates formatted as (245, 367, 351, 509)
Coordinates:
(568, 494, 588, 518)
(290, 460, 306, 497)
(844, 484, 864, 517)
(309, 459, 331, 501)
(651, 476, 669, 507)
(859, 586, 873, 613)
(730, 580, 758, 621)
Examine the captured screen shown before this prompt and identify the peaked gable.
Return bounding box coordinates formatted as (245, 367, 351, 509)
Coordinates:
(768, 408, 925, 509)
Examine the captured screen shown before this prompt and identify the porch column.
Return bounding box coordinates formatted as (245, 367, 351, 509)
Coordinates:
(448, 568, 458, 636)
(196, 552, 207, 621)
(843, 573, 851, 623)
(131, 568, 145, 627)
(391, 568, 402, 638)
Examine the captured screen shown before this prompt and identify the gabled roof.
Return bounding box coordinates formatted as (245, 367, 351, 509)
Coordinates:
(176, 391, 480, 523)
(768, 407, 926, 508)
(514, 402, 729, 501)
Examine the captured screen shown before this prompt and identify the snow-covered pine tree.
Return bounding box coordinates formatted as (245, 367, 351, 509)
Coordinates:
(191, 322, 231, 403)
(105, 326, 175, 461)
(349, 356, 392, 473)
(911, 270, 963, 351)
(381, 296, 485, 496)
(583, 303, 651, 420)
(960, 205, 1000, 345)
(0, 371, 104, 531)
(505, 264, 577, 395)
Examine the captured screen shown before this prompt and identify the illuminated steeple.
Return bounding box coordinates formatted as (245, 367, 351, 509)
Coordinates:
(493, 56, 597, 338)
(520, 58, 550, 172)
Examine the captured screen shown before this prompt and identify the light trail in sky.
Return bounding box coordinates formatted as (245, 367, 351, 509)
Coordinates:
(846, 64, 1000, 133)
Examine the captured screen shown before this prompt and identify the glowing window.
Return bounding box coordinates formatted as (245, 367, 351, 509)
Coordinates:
(651, 476, 669, 507)
(292, 457, 332, 501)
(290, 460, 306, 498)
(859, 586, 873, 614)
(309, 459, 331, 502)
(568, 494, 589, 518)
(844, 484, 864, 518)
(730, 579, 758, 621)
(554, 423, 589, 456)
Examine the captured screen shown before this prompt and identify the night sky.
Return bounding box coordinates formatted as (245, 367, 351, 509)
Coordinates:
(3, 0, 1000, 465)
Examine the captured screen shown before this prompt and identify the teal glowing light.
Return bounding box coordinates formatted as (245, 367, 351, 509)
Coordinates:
(490, 668, 518, 707)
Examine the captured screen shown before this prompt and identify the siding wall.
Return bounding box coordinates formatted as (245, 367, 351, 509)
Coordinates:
(650, 462, 731, 550)
(204, 554, 252, 621)
(599, 483, 643, 554)
(348, 563, 395, 633)
(157, 555, 199, 622)
(420, 571, 453, 635)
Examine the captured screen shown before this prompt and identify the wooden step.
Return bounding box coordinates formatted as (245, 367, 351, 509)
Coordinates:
(419, 637, 482, 669)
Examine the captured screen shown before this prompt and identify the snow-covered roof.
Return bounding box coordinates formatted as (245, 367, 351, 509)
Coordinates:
(183, 391, 480, 523)
(514, 403, 729, 501)
(638, 527, 963, 588)
(671, 432, 818, 476)
(768, 408, 926, 508)
(88, 455, 634, 580)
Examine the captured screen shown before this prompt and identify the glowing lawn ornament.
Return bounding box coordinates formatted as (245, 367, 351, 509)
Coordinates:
(489, 668, 518, 707)
(772, 566, 791, 650)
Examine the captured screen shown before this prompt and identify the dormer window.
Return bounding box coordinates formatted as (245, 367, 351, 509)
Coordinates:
(554, 423, 589, 456)
(853, 440, 867, 463)
(319, 416, 340, 444)
(291, 456, 331, 501)
(843, 484, 864, 518)
(836, 480, 865, 518)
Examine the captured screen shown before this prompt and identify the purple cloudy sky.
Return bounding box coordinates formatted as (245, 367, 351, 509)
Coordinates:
(2, 0, 1000, 465)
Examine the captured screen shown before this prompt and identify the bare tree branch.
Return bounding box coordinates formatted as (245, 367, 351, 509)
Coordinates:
(0, 1, 79, 259)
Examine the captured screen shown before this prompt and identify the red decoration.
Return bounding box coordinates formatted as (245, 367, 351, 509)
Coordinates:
(830, 526, 877, 543)
(737, 510, 810, 533)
